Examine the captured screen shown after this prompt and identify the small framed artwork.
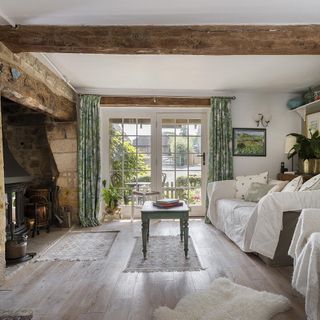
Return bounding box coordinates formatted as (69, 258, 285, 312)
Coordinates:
(233, 128, 266, 157)
(306, 112, 320, 137)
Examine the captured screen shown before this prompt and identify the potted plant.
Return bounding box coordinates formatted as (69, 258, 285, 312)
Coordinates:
(287, 130, 320, 174)
(101, 180, 121, 216)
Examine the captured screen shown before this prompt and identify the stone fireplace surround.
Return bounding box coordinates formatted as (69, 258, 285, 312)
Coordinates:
(2, 98, 78, 225)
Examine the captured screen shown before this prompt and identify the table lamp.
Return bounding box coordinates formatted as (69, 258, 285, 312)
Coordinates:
(285, 136, 297, 171)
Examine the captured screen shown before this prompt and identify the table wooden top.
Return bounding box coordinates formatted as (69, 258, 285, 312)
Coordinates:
(141, 200, 189, 213)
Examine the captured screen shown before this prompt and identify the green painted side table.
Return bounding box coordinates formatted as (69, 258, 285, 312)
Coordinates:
(140, 201, 190, 259)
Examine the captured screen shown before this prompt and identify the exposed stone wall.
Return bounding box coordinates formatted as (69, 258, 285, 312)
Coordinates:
(0, 103, 5, 285)
(46, 122, 78, 224)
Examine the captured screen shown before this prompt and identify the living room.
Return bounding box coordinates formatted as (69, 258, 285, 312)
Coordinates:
(1, 1, 320, 319)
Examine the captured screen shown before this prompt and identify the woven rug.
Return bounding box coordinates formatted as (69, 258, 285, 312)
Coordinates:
(35, 230, 118, 262)
(124, 236, 203, 272)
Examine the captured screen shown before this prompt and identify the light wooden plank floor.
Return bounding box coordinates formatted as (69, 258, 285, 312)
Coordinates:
(0, 220, 306, 320)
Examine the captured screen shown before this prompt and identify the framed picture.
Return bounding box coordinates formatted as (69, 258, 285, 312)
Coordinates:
(233, 128, 266, 157)
(306, 112, 320, 137)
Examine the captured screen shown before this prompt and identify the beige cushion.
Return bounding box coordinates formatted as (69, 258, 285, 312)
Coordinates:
(268, 180, 289, 193)
(245, 182, 274, 202)
(235, 172, 268, 200)
(282, 176, 303, 192)
(299, 174, 320, 191)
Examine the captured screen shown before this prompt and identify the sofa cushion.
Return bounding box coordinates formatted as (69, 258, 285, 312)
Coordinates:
(235, 172, 268, 199)
(299, 173, 320, 191)
(268, 180, 289, 192)
(245, 182, 274, 202)
(282, 176, 303, 192)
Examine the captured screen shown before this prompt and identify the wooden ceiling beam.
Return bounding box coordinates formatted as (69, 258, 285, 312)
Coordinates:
(0, 25, 320, 55)
(100, 96, 211, 107)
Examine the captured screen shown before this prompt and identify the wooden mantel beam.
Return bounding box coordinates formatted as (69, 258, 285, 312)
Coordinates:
(0, 25, 320, 55)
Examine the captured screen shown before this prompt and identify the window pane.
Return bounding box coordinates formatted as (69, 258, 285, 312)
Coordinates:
(162, 119, 175, 136)
(110, 118, 123, 134)
(189, 136, 201, 153)
(176, 119, 188, 136)
(162, 136, 174, 154)
(123, 119, 136, 136)
(176, 171, 188, 188)
(189, 188, 201, 205)
(162, 154, 175, 170)
(188, 120, 201, 136)
(138, 119, 151, 136)
(189, 155, 201, 170)
(189, 171, 201, 188)
(137, 136, 151, 153)
(138, 154, 151, 170)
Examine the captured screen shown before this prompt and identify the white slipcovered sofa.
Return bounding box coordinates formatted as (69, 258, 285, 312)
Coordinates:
(207, 176, 320, 265)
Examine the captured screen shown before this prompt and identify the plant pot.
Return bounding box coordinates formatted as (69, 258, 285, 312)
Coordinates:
(299, 159, 320, 174)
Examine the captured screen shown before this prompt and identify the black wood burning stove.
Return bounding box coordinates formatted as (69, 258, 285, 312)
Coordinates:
(3, 138, 32, 262)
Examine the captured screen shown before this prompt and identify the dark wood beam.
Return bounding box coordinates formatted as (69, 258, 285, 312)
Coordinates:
(100, 96, 211, 107)
(1, 25, 320, 55)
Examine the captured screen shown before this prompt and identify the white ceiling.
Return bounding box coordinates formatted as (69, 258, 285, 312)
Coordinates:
(33, 53, 320, 95)
(2, 1, 320, 96)
(0, 0, 320, 25)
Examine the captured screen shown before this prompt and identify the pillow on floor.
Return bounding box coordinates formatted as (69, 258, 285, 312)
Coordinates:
(245, 182, 274, 202)
(235, 172, 268, 200)
(299, 174, 320, 191)
(282, 176, 303, 192)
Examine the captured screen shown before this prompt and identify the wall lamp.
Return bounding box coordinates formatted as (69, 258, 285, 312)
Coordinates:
(253, 113, 272, 127)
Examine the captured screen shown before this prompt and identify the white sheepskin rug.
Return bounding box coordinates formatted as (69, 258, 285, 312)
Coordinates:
(153, 277, 291, 320)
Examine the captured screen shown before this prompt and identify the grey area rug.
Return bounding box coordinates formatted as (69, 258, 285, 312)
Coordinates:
(124, 236, 204, 272)
(35, 230, 118, 262)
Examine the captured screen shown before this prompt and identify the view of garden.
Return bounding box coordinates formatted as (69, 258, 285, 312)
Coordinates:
(109, 118, 202, 206)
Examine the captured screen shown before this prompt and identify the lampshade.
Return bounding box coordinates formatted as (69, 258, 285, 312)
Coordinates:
(284, 136, 297, 154)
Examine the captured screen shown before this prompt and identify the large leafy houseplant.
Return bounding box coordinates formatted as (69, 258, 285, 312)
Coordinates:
(287, 130, 320, 173)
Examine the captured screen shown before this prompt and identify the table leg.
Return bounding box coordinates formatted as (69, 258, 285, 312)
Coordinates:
(142, 219, 148, 259)
(180, 218, 183, 241)
(147, 219, 150, 241)
(183, 218, 189, 258)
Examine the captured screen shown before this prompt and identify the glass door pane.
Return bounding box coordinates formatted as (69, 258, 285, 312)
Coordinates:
(109, 118, 152, 205)
(159, 116, 206, 214)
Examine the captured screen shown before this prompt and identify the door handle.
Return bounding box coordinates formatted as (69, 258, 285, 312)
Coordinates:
(196, 152, 206, 165)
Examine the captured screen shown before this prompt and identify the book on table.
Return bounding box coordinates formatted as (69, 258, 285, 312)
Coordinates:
(153, 199, 183, 208)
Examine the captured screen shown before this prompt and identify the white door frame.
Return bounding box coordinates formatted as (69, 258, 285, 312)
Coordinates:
(100, 107, 209, 217)
(156, 112, 208, 216)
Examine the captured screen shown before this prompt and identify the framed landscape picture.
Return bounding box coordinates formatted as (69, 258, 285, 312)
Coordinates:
(306, 112, 320, 138)
(233, 128, 266, 156)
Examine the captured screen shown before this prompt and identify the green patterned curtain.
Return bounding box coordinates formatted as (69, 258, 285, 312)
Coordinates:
(206, 97, 233, 222)
(208, 97, 233, 182)
(78, 95, 101, 227)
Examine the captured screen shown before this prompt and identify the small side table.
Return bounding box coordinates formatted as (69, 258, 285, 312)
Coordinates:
(277, 173, 316, 182)
(140, 201, 190, 259)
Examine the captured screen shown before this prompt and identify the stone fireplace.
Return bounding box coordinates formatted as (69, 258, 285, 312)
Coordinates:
(1, 97, 78, 236)
(0, 41, 77, 283)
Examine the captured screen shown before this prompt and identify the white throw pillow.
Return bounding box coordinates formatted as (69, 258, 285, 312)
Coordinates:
(299, 173, 320, 191)
(281, 176, 303, 192)
(235, 172, 268, 200)
(268, 180, 289, 193)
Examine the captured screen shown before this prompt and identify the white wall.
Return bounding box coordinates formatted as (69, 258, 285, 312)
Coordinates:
(231, 92, 301, 179)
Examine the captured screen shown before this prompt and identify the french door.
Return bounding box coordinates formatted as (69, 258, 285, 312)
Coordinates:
(105, 109, 208, 216)
(156, 113, 207, 216)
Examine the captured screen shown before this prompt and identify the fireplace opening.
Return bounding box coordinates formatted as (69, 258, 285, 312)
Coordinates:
(2, 97, 61, 264)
